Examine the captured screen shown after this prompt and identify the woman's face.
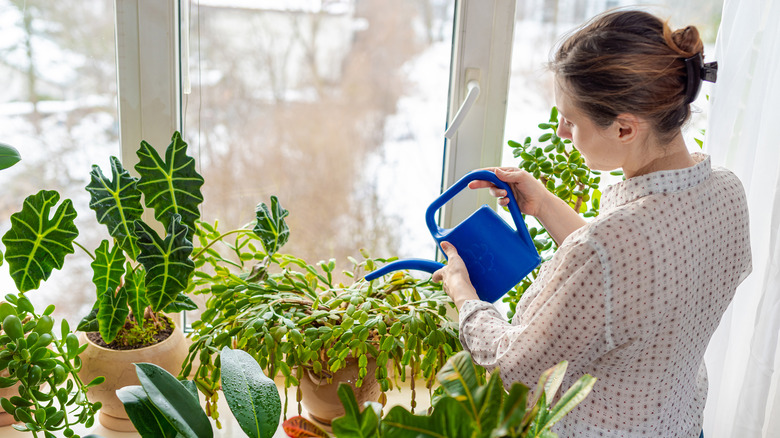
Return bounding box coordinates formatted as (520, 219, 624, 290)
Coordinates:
(554, 79, 626, 171)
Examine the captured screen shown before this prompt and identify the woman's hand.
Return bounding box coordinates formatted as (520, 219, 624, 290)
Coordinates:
(468, 167, 552, 218)
(432, 241, 479, 310)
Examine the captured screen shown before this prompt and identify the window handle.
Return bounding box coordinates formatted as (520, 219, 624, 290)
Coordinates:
(444, 80, 481, 139)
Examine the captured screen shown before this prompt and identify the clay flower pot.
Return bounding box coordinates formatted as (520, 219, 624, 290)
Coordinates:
(299, 356, 381, 425)
(0, 370, 20, 427)
(78, 326, 189, 432)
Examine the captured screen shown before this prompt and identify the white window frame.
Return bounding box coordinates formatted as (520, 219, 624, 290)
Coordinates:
(114, 0, 182, 164)
(442, 0, 517, 228)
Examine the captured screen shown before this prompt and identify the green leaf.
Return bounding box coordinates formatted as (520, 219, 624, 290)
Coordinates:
(76, 304, 100, 333)
(472, 370, 503, 432)
(134, 215, 195, 312)
(117, 384, 180, 438)
(134, 363, 213, 438)
(540, 374, 597, 430)
(125, 263, 149, 323)
(497, 382, 529, 432)
(98, 286, 129, 344)
(2, 190, 78, 292)
(382, 398, 472, 438)
(436, 351, 480, 419)
(86, 156, 143, 259)
(253, 196, 290, 256)
(331, 384, 380, 438)
(162, 293, 198, 313)
(542, 361, 568, 405)
(220, 347, 281, 438)
(0, 143, 21, 170)
(135, 131, 204, 241)
(91, 240, 125, 299)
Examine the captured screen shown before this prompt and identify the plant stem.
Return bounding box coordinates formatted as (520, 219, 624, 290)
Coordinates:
(73, 241, 95, 261)
(191, 229, 249, 260)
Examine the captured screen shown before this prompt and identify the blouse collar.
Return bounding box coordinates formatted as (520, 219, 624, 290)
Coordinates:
(601, 153, 712, 212)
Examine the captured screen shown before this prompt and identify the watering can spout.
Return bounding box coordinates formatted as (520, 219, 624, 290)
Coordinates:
(364, 170, 541, 303)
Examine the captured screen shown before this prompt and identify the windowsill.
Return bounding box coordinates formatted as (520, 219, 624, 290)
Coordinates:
(0, 376, 431, 437)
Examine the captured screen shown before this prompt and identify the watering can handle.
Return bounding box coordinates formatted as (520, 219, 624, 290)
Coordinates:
(425, 170, 535, 249)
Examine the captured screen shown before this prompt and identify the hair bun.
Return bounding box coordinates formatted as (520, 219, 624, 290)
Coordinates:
(671, 25, 704, 56)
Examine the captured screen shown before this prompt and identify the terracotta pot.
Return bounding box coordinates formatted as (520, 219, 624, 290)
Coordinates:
(78, 325, 189, 432)
(0, 370, 20, 427)
(299, 356, 381, 425)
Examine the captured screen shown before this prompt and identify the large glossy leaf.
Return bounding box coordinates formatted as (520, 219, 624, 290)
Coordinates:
(134, 362, 213, 438)
(435, 351, 480, 417)
(253, 196, 289, 256)
(91, 240, 125, 299)
(539, 374, 596, 430)
(125, 262, 149, 323)
(382, 398, 472, 438)
(98, 286, 129, 344)
(116, 385, 179, 438)
(496, 381, 530, 434)
(220, 347, 281, 438)
(281, 416, 329, 438)
(472, 370, 503, 435)
(1, 190, 78, 292)
(331, 384, 380, 438)
(135, 131, 204, 241)
(76, 304, 100, 333)
(134, 215, 194, 312)
(86, 156, 143, 259)
(0, 143, 21, 170)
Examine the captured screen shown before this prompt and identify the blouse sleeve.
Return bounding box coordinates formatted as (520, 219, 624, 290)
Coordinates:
(458, 238, 608, 388)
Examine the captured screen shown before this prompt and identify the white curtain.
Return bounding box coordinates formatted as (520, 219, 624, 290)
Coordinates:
(703, 0, 780, 436)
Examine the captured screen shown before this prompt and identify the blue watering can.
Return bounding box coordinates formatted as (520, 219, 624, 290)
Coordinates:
(365, 170, 541, 303)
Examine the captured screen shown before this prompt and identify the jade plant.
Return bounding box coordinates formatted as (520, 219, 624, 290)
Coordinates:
(182, 198, 460, 426)
(0, 143, 102, 437)
(283, 350, 597, 438)
(503, 107, 618, 318)
(117, 347, 282, 438)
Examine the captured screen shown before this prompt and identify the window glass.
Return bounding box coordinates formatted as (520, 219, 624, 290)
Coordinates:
(502, 0, 723, 169)
(0, 0, 117, 325)
(184, 0, 456, 269)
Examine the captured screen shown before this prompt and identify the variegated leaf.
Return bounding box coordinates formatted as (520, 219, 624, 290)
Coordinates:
(86, 156, 143, 259)
(253, 195, 289, 256)
(125, 262, 149, 323)
(1, 190, 78, 292)
(134, 215, 194, 312)
(135, 131, 204, 241)
(98, 286, 129, 344)
(91, 240, 126, 300)
(162, 293, 197, 313)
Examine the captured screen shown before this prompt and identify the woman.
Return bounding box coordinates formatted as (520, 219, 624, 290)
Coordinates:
(433, 10, 752, 437)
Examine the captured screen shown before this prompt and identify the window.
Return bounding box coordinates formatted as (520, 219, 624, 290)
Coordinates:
(0, 0, 118, 325)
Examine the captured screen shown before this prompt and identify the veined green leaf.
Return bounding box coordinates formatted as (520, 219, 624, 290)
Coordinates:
(0, 143, 21, 170)
(220, 347, 281, 438)
(253, 196, 289, 257)
(76, 304, 100, 333)
(135, 131, 204, 241)
(86, 156, 143, 259)
(116, 385, 179, 438)
(125, 262, 149, 323)
(472, 370, 503, 433)
(1, 190, 78, 292)
(542, 361, 568, 405)
(91, 240, 125, 300)
(98, 286, 129, 344)
(436, 351, 480, 419)
(134, 363, 213, 438)
(382, 398, 472, 438)
(540, 374, 596, 429)
(134, 215, 194, 312)
(162, 293, 198, 313)
(331, 384, 381, 438)
(497, 381, 529, 433)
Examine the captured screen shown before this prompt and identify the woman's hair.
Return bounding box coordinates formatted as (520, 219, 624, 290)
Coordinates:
(550, 10, 704, 142)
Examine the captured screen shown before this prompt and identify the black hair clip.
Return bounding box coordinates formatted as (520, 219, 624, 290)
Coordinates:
(684, 53, 718, 104)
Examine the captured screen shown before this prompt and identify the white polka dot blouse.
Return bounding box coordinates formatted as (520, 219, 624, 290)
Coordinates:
(458, 153, 752, 437)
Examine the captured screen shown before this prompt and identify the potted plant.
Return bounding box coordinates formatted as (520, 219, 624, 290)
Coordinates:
(0, 143, 103, 436)
(182, 198, 461, 426)
(284, 350, 597, 438)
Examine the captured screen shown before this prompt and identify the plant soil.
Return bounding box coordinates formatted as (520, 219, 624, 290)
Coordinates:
(86, 316, 174, 350)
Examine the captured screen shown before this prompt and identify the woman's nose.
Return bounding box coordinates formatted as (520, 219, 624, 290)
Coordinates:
(556, 124, 571, 140)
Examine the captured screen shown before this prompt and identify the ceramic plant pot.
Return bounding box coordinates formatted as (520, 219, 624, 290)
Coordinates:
(299, 356, 381, 425)
(78, 325, 189, 432)
(0, 370, 21, 427)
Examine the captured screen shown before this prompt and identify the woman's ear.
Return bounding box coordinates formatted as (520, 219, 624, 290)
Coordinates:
(614, 114, 642, 143)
